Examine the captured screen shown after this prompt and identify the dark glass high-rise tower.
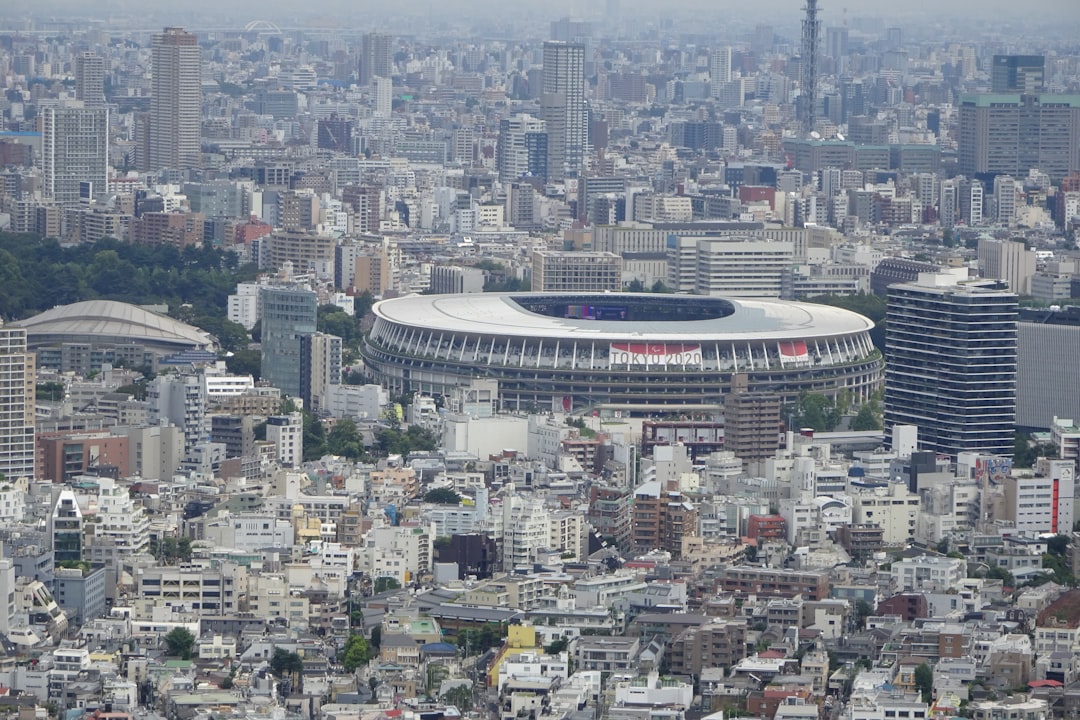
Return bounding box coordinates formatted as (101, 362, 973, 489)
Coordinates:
(885, 273, 1018, 457)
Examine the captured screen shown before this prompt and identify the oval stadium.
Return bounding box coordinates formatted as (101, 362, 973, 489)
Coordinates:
(361, 293, 882, 413)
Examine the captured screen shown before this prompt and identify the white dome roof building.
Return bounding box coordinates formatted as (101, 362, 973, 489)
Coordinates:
(15, 300, 215, 373)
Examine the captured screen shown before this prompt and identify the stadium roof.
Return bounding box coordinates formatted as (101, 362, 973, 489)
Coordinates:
(15, 300, 214, 350)
(373, 293, 873, 341)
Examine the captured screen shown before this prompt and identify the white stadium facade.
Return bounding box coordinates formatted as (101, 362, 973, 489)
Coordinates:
(361, 293, 882, 414)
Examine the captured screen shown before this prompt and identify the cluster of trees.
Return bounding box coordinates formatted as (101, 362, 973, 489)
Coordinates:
(149, 536, 194, 564)
(423, 488, 462, 504)
(341, 633, 375, 671)
(299, 412, 438, 463)
(0, 233, 257, 321)
(375, 423, 439, 457)
(792, 391, 882, 433)
(625, 279, 674, 293)
(164, 627, 196, 659)
(1013, 432, 1059, 468)
(455, 623, 507, 656)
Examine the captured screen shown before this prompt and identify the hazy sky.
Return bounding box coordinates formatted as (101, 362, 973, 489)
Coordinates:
(6, 0, 1079, 29)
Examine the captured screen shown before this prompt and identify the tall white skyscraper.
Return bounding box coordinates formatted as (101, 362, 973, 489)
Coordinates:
(374, 76, 392, 118)
(0, 324, 35, 481)
(42, 102, 110, 207)
(541, 41, 586, 181)
(710, 47, 732, 88)
(150, 27, 202, 171)
(75, 52, 106, 106)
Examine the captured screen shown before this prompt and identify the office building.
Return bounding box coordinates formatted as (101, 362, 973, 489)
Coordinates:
(300, 332, 343, 415)
(958, 94, 1080, 178)
(53, 565, 107, 626)
(885, 272, 1018, 457)
(497, 113, 548, 182)
(359, 32, 394, 85)
(541, 41, 586, 181)
(41, 102, 109, 207)
(994, 175, 1018, 225)
(531, 251, 622, 292)
(1004, 459, 1074, 535)
(978, 238, 1035, 295)
(1017, 307, 1080, 429)
(260, 287, 318, 398)
(49, 490, 83, 564)
(429, 265, 486, 294)
(0, 324, 35, 481)
(149, 27, 202, 171)
(266, 413, 303, 467)
(668, 235, 796, 297)
(991, 55, 1045, 93)
(74, 52, 105, 106)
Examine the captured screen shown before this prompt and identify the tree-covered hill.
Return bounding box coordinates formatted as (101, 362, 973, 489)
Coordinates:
(0, 233, 258, 321)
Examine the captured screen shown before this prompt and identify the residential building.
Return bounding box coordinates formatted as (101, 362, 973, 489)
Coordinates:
(74, 52, 106, 105)
(300, 332, 342, 415)
(541, 41, 586, 181)
(42, 102, 109, 206)
(149, 27, 202, 171)
(266, 413, 303, 468)
(631, 481, 697, 558)
(890, 555, 966, 593)
(0, 324, 35, 480)
(667, 618, 747, 675)
(885, 272, 1018, 457)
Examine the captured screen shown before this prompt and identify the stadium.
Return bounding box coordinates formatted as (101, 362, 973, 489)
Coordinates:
(361, 293, 882, 414)
(14, 300, 215, 373)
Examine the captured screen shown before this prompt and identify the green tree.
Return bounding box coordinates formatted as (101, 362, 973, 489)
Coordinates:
(795, 392, 841, 432)
(318, 304, 361, 346)
(545, 637, 569, 654)
(423, 488, 462, 504)
(851, 403, 882, 431)
(191, 315, 250, 353)
(342, 633, 373, 671)
(36, 381, 65, 401)
(1014, 432, 1058, 468)
(164, 627, 196, 659)
(914, 663, 933, 703)
(270, 647, 304, 694)
(441, 684, 474, 711)
(373, 576, 402, 594)
(375, 424, 438, 457)
(303, 411, 327, 461)
(326, 418, 367, 460)
(984, 563, 1015, 587)
(225, 348, 262, 379)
